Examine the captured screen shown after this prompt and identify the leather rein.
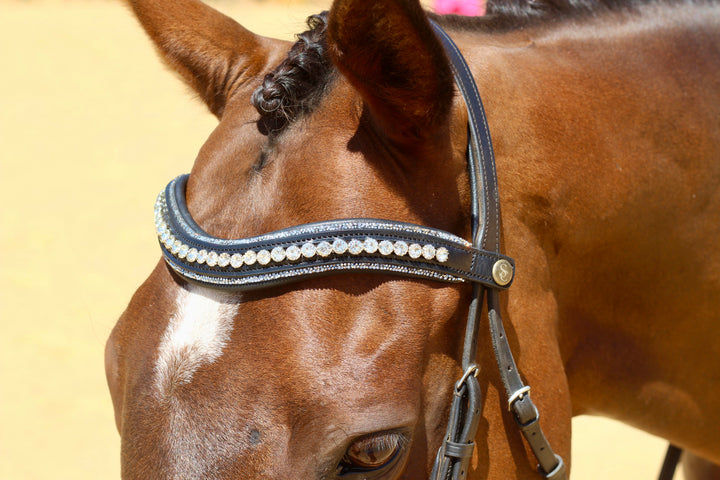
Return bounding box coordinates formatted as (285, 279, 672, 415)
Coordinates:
(152, 20, 566, 480)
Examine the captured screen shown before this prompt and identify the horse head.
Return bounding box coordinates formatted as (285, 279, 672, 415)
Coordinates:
(105, 1, 520, 478)
(106, 0, 720, 478)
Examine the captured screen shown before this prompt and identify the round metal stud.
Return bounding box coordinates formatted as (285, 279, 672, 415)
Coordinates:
(271, 246, 287, 263)
(492, 259, 514, 286)
(218, 253, 231, 267)
(316, 242, 332, 257)
(257, 250, 271, 265)
(286, 245, 301, 261)
(230, 253, 244, 268)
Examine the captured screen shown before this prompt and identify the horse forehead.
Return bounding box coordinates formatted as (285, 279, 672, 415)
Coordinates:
(151, 280, 435, 401)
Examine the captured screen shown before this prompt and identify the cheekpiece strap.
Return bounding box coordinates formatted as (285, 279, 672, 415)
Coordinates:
(429, 19, 567, 480)
(156, 175, 514, 290)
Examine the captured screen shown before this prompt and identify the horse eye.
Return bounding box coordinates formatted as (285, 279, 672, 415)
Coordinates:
(340, 432, 406, 473)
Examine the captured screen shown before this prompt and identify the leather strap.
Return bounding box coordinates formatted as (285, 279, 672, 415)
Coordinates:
(157, 175, 515, 290)
(658, 444, 682, 480)
(431, 369, 482, 480)
(429, 20, 500, 254)
(430, 20, 566, 480)
(488, 290, 566, 479)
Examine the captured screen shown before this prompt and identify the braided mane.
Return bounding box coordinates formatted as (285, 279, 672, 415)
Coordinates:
(252, 0, 703, 133)
(252, 12, 333, 134)
(438, 0, 705, 30)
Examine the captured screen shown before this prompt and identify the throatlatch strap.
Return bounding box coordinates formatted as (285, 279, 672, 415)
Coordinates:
(488, 291, 566, 479)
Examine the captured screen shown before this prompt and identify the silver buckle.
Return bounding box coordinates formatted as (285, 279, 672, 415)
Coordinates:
(454, 364, 479, 395)
(507, 385, 531, 411)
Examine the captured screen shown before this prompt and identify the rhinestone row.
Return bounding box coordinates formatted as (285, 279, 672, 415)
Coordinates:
(155, 197, 449, 269)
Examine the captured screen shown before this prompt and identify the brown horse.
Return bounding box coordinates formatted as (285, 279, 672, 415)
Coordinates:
(105, 0, 720, 478)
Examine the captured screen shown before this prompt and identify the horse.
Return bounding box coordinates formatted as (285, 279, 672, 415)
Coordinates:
(104, 0, 720, 478)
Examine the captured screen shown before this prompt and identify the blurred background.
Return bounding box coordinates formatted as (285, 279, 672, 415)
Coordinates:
(0, 0, 681, 478)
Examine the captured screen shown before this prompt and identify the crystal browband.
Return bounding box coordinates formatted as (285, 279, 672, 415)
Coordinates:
(156, 175, 514, 290)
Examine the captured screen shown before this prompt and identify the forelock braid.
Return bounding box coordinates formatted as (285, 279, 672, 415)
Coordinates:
(252, 12, 332, 134)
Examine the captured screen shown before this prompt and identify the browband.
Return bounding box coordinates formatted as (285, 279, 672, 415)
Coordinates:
(155, 175, 515, 290)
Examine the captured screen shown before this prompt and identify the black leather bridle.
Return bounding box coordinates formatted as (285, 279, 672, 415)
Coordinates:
(152, 20, 566, 480)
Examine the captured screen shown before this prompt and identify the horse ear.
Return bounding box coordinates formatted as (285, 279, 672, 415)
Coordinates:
(127, 0, 271, 117)
(327, 0, 454, 146)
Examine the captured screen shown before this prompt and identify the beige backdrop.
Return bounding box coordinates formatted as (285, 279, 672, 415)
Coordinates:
(0, 0, 680, 478)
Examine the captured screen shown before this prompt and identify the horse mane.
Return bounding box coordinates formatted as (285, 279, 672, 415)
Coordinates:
(252, 0, 707, 133)
(438, 0, 707, 30)
(488, 0, 647, 20)
(252, 12, 334, 134)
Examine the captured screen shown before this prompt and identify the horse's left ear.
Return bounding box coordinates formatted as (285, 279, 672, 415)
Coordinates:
(327, 0, 454, 146)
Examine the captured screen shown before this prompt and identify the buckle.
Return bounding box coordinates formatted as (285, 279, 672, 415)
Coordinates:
(508, 386, 540, 427)
(507, 385, 531, 411)
(454, 364, 479, 395)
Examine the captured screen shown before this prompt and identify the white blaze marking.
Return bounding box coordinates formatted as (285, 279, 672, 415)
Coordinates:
(154, 284, 237, 397)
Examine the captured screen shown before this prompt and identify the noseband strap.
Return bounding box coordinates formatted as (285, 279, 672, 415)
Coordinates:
(153, 18, 564, 480)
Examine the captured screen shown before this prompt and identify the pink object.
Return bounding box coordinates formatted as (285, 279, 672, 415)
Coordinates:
(433, 0, 486, 16)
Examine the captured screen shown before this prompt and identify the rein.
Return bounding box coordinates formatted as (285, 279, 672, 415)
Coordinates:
(152, 20, 565, 480)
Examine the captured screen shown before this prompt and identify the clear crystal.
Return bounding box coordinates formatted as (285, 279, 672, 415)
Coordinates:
(171, 240, 182, 254)
(301, 242, 317, 258)
(316, 241, 332, 257)
(244, 250, 257, 265)
(378, 240, 394, 255)
(332, 239, 348, 254)
(422, 245, 436, 260)
(186, 248, 198, 263)
(348, 239, 363, 255)
(206, 251, 218, 267)
(257, 249, 271, 265)
(197, 249, 208, 264)
(178, 244, 189, 259)
(271, 247, 286, 263)
(364, 237, 379, 254)
(436, 247, 449, 263)
(218, 252, 231, 267)
(286, 245, 301, 261)
(408, 243, 422, 259)
(230, 253, 243, 268)
(160, 231, 170, 243)
(393, 241, 409, 256)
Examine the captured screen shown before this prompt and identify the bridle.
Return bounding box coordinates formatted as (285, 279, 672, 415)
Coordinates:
(151, 20, 566, 480)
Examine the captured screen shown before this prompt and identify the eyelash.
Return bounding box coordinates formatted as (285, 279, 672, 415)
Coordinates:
(340, 431, 409, 472)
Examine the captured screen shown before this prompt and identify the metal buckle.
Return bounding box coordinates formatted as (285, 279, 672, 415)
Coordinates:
(507, 385, 531, 411)
(454, 364, 479, 395)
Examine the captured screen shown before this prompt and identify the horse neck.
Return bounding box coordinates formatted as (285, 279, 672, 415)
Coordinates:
(452, 2, 720, 420)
